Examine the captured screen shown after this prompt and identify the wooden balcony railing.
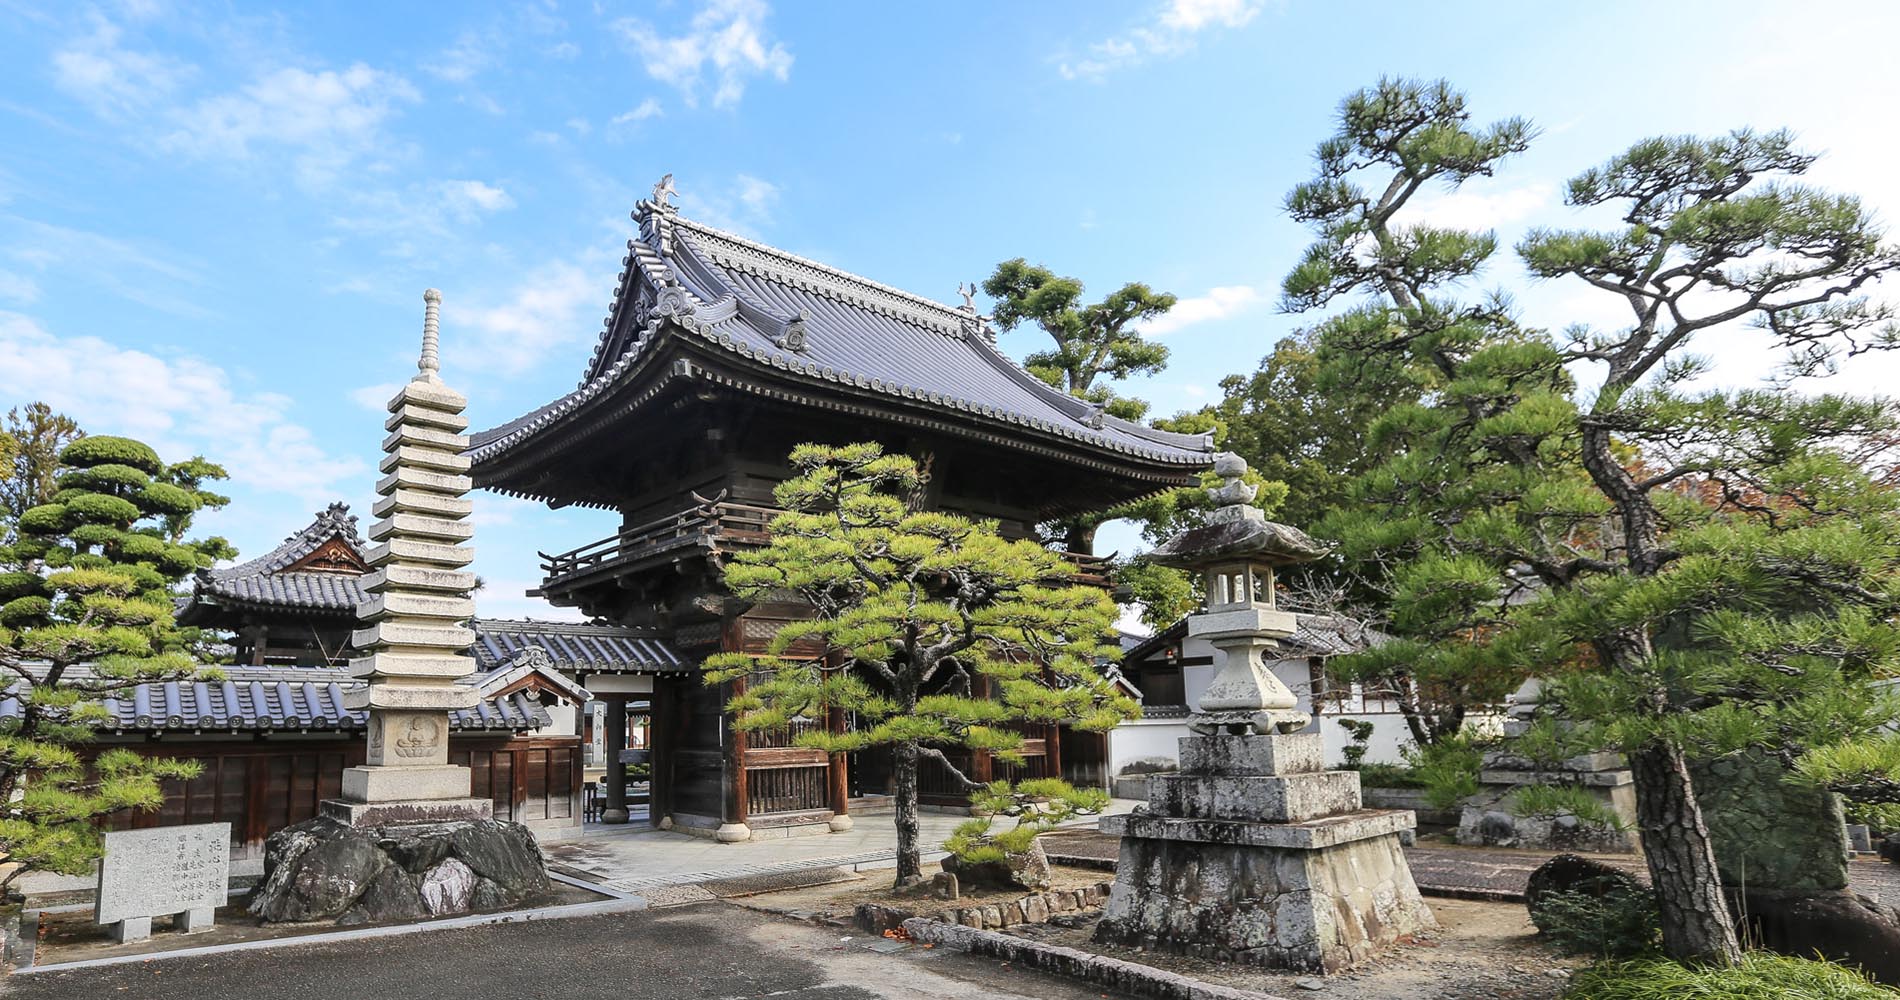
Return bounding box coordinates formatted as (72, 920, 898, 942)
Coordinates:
(540, 498, 1111, 590)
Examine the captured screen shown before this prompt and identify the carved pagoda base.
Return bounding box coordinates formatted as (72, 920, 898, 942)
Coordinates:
(1093, 733, 1436, 973)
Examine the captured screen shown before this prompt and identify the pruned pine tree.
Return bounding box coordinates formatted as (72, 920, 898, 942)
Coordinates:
(0, 435, 230, 893)
(1281, 77, 1544, 749)
(704, 443, 1138, 885)
(1506, 127, 1900, 964)
(983, 258, 1175, 554)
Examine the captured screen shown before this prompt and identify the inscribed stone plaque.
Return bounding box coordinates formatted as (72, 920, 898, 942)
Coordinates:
(95, 823, 230, 925)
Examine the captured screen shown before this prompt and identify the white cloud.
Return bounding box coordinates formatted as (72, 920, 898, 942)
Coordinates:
(0, 269, 39, 305)
(51, 14, 194, 116)
(459, 258, 602, 375)
(615, 0, 793, 109)
(1059, 0, 1261, 80)
(424, 30, 493, 83)
(0, 312, 365, 506)
(438, 179, 514, 215)
(3, 217, 207, 318)
(612, 97, 664, 125)
(1408, 182, 1554, 232)
(679, 174, 781, 237)
(161, 63, 420, 187)
(350, 382, 401, 412)
(1141, 285, 1264, 337)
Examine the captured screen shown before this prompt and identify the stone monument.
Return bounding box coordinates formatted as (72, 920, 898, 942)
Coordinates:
(1456, 678, 1638, 853)
(1092, 454, 1437, 972)
(96, 823, 229, 942)
(249, 290, 549, 924)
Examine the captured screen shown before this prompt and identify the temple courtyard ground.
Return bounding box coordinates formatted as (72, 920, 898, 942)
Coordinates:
(2, 904, 1115, 1000)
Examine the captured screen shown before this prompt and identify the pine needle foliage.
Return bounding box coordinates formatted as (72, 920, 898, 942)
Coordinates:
(0, 433, 230, 893)
(1565, 953, 1899, 1000)
(704, 443, 1138, 884)
(1288, 77, 1900, 965)
(945, 777, 1108, 864)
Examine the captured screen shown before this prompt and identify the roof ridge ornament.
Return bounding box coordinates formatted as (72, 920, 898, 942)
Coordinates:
(637, 173, 680, 256)
(955, 280, 996, 343)
(416, 289, 443, 383)
(652, 173, 679, 210)
(775, 309, 809, 352)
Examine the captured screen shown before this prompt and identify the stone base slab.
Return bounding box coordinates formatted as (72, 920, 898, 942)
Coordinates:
(1177, 733, 1323, 776)
(1479, 768, 1633, 788)
(1148, 770, 1363, 823)
(1101, 808, 1413, 851)
(1093, 825, 1435, 972)
(321, 796, 493, 827)
(342, 764, 473, 803)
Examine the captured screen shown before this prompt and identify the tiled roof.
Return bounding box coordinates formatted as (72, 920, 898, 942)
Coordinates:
(468, 201, 1217, 473)
(185, 503, 367, 615)
(471, 618, 689, 675)
(0, 666, 549, 734)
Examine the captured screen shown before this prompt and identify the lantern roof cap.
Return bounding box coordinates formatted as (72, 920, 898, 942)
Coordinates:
(1143, 453, 1331, 571)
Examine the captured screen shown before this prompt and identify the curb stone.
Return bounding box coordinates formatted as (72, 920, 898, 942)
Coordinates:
(902, 918, 1292, 1000)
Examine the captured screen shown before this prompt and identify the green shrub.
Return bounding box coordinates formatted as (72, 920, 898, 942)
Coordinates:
(63, 494, 140, 526)
(1405, 734, 1487, 810)
(1512, 784, 1627, 829)
(1534, 886, 1660, 958)
(60, 436, 162, 475)
(1337, 719, 1376, 769)
(1565, 953, 1899, 1000)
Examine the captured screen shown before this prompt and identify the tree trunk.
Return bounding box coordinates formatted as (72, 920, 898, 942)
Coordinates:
(892, 741, 922, 886)
(1063, 519, 1096, 556)
(1629, 740, 1743, 966)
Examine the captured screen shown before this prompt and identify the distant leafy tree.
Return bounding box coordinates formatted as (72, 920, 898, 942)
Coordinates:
(1, 404, 85, 533)
(0, 435, 230, 893)
(706, 443, 1137, 885)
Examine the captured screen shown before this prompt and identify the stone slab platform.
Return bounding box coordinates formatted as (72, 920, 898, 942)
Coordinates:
(1099, 807, 1413, 850)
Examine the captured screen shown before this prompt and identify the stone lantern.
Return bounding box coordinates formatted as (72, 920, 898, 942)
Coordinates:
(1142, 452, 1329, 736)
(1092, 453, 1437, 972)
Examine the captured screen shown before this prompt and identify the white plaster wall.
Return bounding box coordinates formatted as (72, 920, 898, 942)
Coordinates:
(1109, 718, 1193, 776)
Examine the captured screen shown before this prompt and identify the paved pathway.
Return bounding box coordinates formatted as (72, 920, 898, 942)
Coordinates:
(8, 904, 1119, 1000)
(545, 802, 1138, 896)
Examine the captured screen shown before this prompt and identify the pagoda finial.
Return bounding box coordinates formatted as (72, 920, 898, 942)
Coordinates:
(416, 288, 443, 382)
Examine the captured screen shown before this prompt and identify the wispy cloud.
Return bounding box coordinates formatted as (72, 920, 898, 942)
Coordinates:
(459, 258, 603, 375)
(1059, 0, 1262, 81)
(615, 0, 793, 109)
(679, 174, 781, 237)
(2, 217, 209, 318)
(0, 312, 365, 506)
(159, 63, 420, 188)
(350, 382, 401, 413)
(613, 97, 665, 125)
(51, 13, 194, 116)
(1141, 285, 1264, 337)
(1408, 181, 1554, 232)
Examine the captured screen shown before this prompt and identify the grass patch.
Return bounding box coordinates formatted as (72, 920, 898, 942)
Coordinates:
(1565, 953, 1899, 999)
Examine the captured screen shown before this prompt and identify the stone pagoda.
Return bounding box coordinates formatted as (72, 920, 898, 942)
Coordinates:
(1092, 454, 1436, 972)
(331, 287, 489, 825)
(250, 291, 549, 925)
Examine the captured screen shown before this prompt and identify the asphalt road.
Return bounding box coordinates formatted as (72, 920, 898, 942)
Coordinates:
(2, 903, 1122, 1000)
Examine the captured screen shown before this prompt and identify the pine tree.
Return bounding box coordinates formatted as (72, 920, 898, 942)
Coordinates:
(1, 404, 85, 532)
(1296, 80, 1900, 965)
(0, 435, 231, 893)
(705, 443, 1138, 885)
(983, 258, 1176, 554)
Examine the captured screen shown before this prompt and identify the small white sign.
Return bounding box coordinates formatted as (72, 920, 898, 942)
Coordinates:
(96, 823, 229, 934)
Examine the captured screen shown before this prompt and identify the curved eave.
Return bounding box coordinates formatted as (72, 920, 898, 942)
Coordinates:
(472, 323, 1214, 508)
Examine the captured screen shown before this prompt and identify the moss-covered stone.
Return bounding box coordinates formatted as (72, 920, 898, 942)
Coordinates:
(1691, 749, 1847, 891)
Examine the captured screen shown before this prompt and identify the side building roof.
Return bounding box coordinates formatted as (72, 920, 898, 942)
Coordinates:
(177, 503, 369, 622)
(468, 191, 1216, 504)
(0, 666, 551, 736)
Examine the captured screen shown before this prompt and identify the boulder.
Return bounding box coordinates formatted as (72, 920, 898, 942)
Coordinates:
(249, 816, 549, 925)
(1525, 853, 1645, 932)
(1731, 888, 1900, 986)
(1690, 750, 1848, 891)
(1881, 832, 1900, 865)
(942, 838, 1053, 892)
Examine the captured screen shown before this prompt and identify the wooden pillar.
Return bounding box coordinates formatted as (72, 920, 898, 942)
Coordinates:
(826, 702, 851, 832)
(602, 695, 629, 824)
(718, 676, 750, 842)
(648, 679, 671, 828)
(1045, 723, 1064, 782)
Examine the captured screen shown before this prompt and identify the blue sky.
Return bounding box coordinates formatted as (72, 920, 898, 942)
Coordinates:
(4, 0, 1899, 625)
